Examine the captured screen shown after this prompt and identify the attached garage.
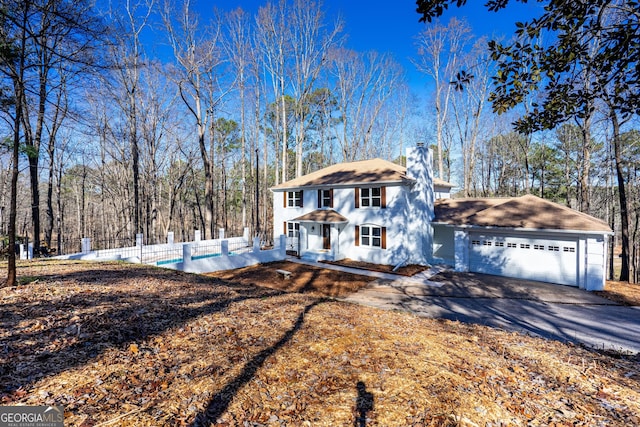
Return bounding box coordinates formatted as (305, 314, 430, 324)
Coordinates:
(433, 195, 612, 291)
(468, 232, 578, 286)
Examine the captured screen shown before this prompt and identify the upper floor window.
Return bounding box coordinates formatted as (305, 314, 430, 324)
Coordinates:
(317, 189, 333, 208)
(355, 186, 386, 208)
(285, 190, 303, 208)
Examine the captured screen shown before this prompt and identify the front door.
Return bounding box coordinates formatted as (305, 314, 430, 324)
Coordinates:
(322, 224, 331, 250)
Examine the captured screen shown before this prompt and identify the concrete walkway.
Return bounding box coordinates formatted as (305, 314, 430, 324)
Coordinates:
(288, 257, 640, 354)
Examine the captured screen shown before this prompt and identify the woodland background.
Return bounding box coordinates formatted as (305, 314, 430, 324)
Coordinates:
(1, 0, 638, 282)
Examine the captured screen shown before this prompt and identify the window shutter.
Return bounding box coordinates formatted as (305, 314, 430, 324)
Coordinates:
(354, 188, 360, 208)
(329, 189, 334, 208)
(381, 227, 387, 249)
(283, 192, 287, 208)
(355, 225, 360, 246)
(381, 186, 386, 208)
(299, 190, 304, 207)
(317, 189, 322, 208)
(283, 221, 287, 235)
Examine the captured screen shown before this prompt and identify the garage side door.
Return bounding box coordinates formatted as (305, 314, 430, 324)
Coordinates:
(469, 233, 578, 286)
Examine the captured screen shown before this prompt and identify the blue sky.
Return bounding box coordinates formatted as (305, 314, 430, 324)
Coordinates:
(189, 1, 544, 88)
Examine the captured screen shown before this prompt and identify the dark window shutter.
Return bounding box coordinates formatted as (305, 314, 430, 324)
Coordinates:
(317, 189, 321, 208)
(381, 227, 387, 249)
(283, 192, 287, 208)
(329, 188, 334, 208)
(283, 221, 287, 235)
(355, 225, 360, 246)
(381, 186, 386, 208)
(299, 190, 304, 208)
(354, 188, 360, 208)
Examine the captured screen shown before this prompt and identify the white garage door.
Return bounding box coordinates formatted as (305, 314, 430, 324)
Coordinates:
(469, 233, 579, 286)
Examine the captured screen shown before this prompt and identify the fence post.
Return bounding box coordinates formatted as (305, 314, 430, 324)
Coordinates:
(279, 235, 286, 258)
(183, 243, 193, 271)
(194, 230, 201, 242)
(243, 227, 250, 243)
(221, 240, 229, 257)
(81, 238, 91, 254)
(136, 233, 144, 262)
(219, 228, 225, 240)
(253, 237, 260, 252)
(167, 231, 174, 246)
(19, 244, 26, 260)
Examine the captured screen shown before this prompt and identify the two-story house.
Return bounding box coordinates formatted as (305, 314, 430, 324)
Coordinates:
(271, 145, 612, 290)
(271, 146, 453, 268)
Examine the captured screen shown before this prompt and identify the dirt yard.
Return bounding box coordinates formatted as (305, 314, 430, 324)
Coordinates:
(596, 280, 640, 306)
(206, 260, 377, 297)
(1, 259, 639, 426)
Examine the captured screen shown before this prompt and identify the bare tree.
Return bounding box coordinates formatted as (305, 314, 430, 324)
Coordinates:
(255, 0, 289, 184)
(413, 17, 472, 180)
(162, 0, 224, 238)
(224, 8, 252, 229)
(287, 0, 342, 177)
(449, 38, 491, 194)
(330, 48, 403, 162)
(0, 0, 102, 285)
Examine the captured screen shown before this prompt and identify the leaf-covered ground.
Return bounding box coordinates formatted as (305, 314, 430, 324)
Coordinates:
(1, 260, 639, 426)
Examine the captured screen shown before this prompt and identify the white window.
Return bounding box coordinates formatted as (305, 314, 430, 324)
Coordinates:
(287, 222, 299, 237)
(360, 187, 381, 207)
(320, 189, 332, 208)
(287, 191, 302, 207)
(360, 225, 384, 248)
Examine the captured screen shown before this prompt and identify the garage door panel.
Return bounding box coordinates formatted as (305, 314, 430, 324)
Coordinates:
(470, 233, 578, 286)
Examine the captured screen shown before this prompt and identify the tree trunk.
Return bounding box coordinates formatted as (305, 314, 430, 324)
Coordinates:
(6, 85, 22, 287)
(611, 112, 630, 282)
(45, 143, 55, 248)
(281, 93, 288, 183)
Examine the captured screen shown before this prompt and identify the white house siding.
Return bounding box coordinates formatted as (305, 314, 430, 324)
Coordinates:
(275, 183, 421, 266)
(454, 228, 469, 272)
(339, 184, 411, 266)
(585, 235, 607, 291)
(434, 186, 451, 200)
(432, 224, 455, 264)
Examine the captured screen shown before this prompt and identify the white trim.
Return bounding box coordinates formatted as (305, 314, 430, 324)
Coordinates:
(431, 222, 612, 236)
(271, 179, 412, 191)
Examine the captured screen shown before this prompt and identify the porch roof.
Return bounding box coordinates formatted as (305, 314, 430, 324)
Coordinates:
(292, 209, 349, 224)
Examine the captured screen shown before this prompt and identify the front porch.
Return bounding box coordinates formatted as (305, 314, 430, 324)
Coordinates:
(291, 209, 348, 263)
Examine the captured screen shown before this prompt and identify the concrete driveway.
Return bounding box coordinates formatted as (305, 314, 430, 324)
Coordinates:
(341, 271, 640, 354)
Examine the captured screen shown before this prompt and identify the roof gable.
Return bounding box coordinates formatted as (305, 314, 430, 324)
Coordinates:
(435, 194, 611, 233)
